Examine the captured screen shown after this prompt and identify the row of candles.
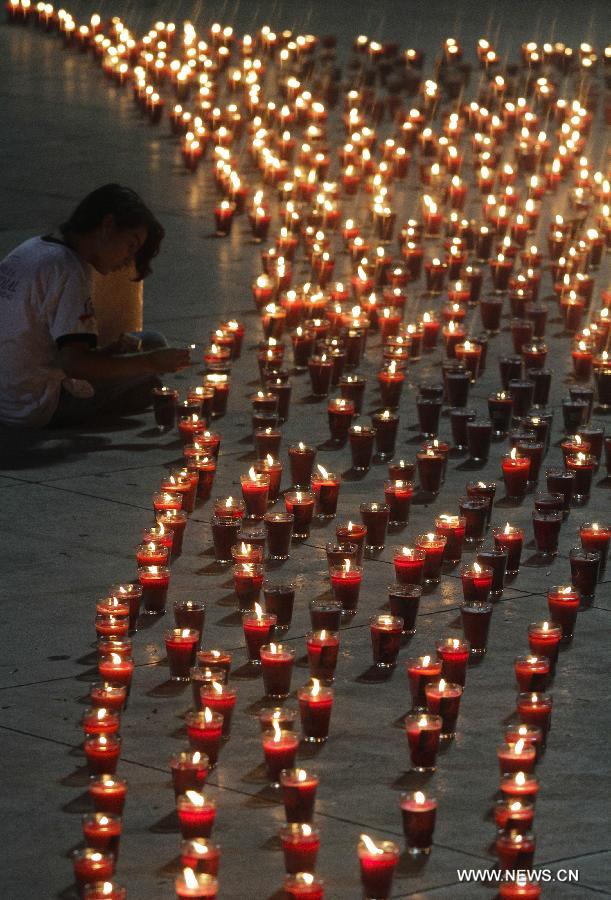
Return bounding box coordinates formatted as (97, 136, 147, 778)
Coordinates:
(12, 6, 610, 897)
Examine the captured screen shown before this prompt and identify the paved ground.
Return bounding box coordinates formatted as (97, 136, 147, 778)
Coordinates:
(1, 2, 610, 898)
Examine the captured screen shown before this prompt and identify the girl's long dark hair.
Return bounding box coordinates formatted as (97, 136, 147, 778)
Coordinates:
(60, 184, 164, 279)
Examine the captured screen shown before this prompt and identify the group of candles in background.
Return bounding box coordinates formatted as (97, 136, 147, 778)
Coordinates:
(7, 2, 611, 897)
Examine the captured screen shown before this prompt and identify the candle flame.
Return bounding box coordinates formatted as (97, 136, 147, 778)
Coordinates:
(515, 772, 526, 785)
(254, 602, 263, 620)
(422, 655, 431, 666)
(415, 791, 426, 804)
(212, 681, 223, 695)
(311, 678, 321, 697)
(183, 867, 199, 889)
(515, 739, 525, 754)
(317, 464, 329, 480)
(204, 707, 213, 724)
(185, 791, 205, 807)
(438, 679, 446, 691)
(360, 834, 383, 855)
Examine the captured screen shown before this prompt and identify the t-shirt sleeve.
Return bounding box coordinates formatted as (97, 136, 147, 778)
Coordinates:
(43, 261, 99, 346)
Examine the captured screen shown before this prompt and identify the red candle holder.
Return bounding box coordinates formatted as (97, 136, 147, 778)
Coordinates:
(393, 547, 425, 585)
(199, 682, 237, 738)
(84, 735, 122, 776)
(196, 650, 231, 681)
(500, 771, 540, 803)
(262, 724, 299, 785)
(493, 525, 524, 575)
(298, 680, 333, 743)
(514, 655, 550, 692)
(329, 561, 363, 614)
(165, 628, 199, 682)
(288, 442, 316, 488)
(89, 683, 127, 713)
(306, 630, 340, 681)
(494, 799, 535, 835)
(416, 450, 445, 496)
(240, 469, 270, 519)
(435, 515, 466, 564)
(532, 511, 562, 558)
(460, 602, 493, 655)
(242, 607, 276, 663)
(185, 709, 224, 767)
(405, 713, 443, 772)
(82, 708, 120, 738)
(153, 387, 179, 429)
(349, 424, 376, 471)
(565, 452, 596, 501)
(179, 838, 220, 878)
(460, 562, 493, 603)
(358, 835, 400, 899)
(280, 768, 319, 824)
(497, 740, 537, 775)
(435, 638, 469, 686)
(310, 466, 341, 518)
(89, 775, 127, 815)
(177, 791, 217, 839)
(284, 491, 315, 539)
(504, 724, 544, 761)
(371, 409, 399, 459)
(358, 501, 388, 553)
(369, 615, 403, 668)
(260, 643, 295, 699)
(72, 849, 115, 892)
(280, 823, 321, 875)
(424, 678, 463, 737)
(98, 654, 134, 692)
(401, 791, 437, 855)
(547, 585, 580, 640)
(170, 751, 210, 797)
(406, 655, 443, 710)
(516, 692, 553, 742)
(156, 509, 188, 557)
(496, 830, 536, 873)
(81, 812, 122, 859)
(175, 869, 218, 898)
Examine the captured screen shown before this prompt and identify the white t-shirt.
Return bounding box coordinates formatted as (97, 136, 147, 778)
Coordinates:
(0, 237, 98, 426)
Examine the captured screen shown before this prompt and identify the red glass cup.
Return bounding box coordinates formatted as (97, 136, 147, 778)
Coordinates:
(72, 849, 115, 892)
(174, 600, 206, 643)
(401, 791, 437, 854)
(83, 881, 126, 899)
(288, 443, 316, 487)
(580, 522, 610, 579)
(424, 679, 463, 737)
(89, 775, 127, 816)
(242, 610, 277, 663)
(497, 741, 537, 775)
(284, 873, 324, 899)
(298, 682, 333, 743)
(336, 521, 367, 563)
(405, 713, 443, 772)
(527, 621, 562, 672)
(388, 584, 421, 635)
(416, 450, 444, 495)
(514, 655, 550, 691)
(185, 710, 224, 767)
(176, 791, 216, 839)
(384, 479, 413, 524)
(494, 798, 535, 835)
(175, 870, 218, 898)
(516, 692, 553, 742)
(532, 511, 562, 557)
(180, 838, 220, 876)
(170, 750, 210, 796)
(369, 615, 403, 668)
(234, 563, 265, 614)
(493, 525, 524, 575)
(165, 628, 199, 681)
(309, 599, 342, 632)
(260, 643, 296, 698)
(496, 830, 536, 872)
(199, 683, 237, 738)
(330, 563, 362, 614)
(435, 638, 470, 686)
(357, 836, 400, 899)
(547, 585, 580, 640)
(263, 581, 295, 632)
(460, 563, 493, 603)
(280, 823, 321, 874)
(435, 515, 466, 564)
(138, 565, 170, 615)
(81, 812, 122, 859)
(569, 548, 600, 600)
(264, 512, 293, 560)
(89, 683, 127, 713)
(280, 768, 319, 823)
(415, 532, 446, 583)
(306, 630, 340, 681)
(284, 491, 315, 539)
(84, 735, 122, 776)
(360, 501, 390, 552)
(262, 727, 299, 785)
(460, 602, 493, 655)
(406, 656, 443, 709)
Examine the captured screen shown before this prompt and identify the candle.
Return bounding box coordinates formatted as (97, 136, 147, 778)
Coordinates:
(359, 501, 390, 551)
(406, 655, 442, 709)
(329, 560, 363, 615)
(547, 585, 580, 640)
(310, 465, 341, 518)
(566, 452, 596, 500)
(240, 467, 270, 519)
(89, 775, 127, 816)
(156, 509, 188, 557)
(165, 629, 200, 682)
(180, 839, 220, 877)
(211, 515, 240, 564)
(514, 655, 550, 692)
(460, 602, 493, 655)
(327, 397, 355, 444)
(262, 581, 295, 632)
(357, 835, 400, 899)
(417, 449, 445, 496)
(82, 708, 120, 737)
(502, 448, 531, 500)
(393, 547, 425, 585)
(110, 583, 143, 633)
(152, 386, 179, 429)
(280, 823, 321, 874)
(516, 692, 553, 742)
(496, 830, 536, 872)
(138, 564, 171, 615)
(497, 734, 538, 775)
(170, 751, 210, 796)
(532, 510, 562, 557)
(284, 491, 315, 539)
(306, 630, 340, 681)
(460, 562, 493, 603)
(260, 643, 295, 699)
(199, 682, 237, 738)
(82, 813, 122, 859)
(283, 873, 324, 899)
(349, 424, 376, 472)
(500, 771, 540, 802)
(298, 679, 333, 743)
(89, 684, 127, 713)
(175, 868, 218, 898)
(505, 724, 544, 761)
(185, 709, 224, 767)
(72, 850, 114, 892)
(280, 768, 319, 823)
(369, 615, 403, 668)
(262, 720, 299, 785)
(233, 562, 265, 614)
(98, 653, 134, 691)
(177, 791, 217, 839)
(435, 638, 470, 686)
(401, 791, 437, 855)
(493, 524, 525, 575)
(371, 409, 399, 459)
(82, 881, 126, 899)
(424, 679, 463, 737)
(336, 521, 367, 563)
(405, 714, 443, 773)
(435, 515, 466, 564)
(495, 798, 535, 835)
(84, 735, 122, 776)
(242, 603, 276, 663)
